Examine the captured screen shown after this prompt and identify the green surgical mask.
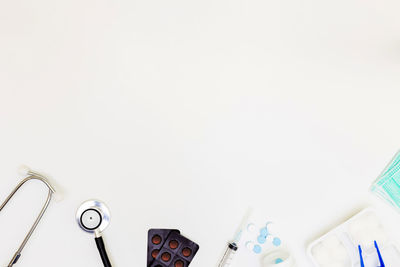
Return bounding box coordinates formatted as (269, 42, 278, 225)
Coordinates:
(371, 151, 400, 211)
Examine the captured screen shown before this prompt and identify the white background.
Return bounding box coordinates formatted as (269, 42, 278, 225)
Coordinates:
(1, 0, 400, 266)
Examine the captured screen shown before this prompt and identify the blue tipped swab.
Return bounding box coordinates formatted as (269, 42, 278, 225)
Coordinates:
(358, 242, 385, 267)
(375, 240, 385, 267)
(358, 245, 365, 267)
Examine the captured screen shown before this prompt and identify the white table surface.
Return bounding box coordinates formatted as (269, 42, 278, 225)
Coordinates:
(1, 0, 400, 266)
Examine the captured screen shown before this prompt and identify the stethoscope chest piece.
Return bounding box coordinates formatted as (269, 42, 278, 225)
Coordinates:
(76, 200, 110, 234)
(76, 200, 112, 267)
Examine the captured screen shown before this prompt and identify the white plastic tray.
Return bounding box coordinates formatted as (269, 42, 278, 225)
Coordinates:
(307, 208, 400, 267)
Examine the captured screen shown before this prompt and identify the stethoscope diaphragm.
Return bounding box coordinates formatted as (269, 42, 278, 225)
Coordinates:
(80, 208, 102, 230)
(76, 200, 110, 234)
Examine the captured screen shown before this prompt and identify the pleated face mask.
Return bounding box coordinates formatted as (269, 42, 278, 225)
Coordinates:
(371, 151, 400, 211)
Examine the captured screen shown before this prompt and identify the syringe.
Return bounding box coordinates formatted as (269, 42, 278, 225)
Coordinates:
(218, 209, 252, 267)
(218, 242, 238, 267)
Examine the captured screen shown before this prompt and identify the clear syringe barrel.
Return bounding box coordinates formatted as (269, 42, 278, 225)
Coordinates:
(218, 243, 238, 267)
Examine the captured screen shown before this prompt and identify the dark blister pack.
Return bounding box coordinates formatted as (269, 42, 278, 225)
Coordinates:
(151, 231, 199, 267)
(147, 229, 180, 266)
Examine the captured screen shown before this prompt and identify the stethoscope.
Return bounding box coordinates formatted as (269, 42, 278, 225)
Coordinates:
(0, 168, 58, 267)
(76, 200, 113, 267)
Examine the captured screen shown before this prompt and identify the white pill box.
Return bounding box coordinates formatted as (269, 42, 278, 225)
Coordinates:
(307, 209, 400, 267)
